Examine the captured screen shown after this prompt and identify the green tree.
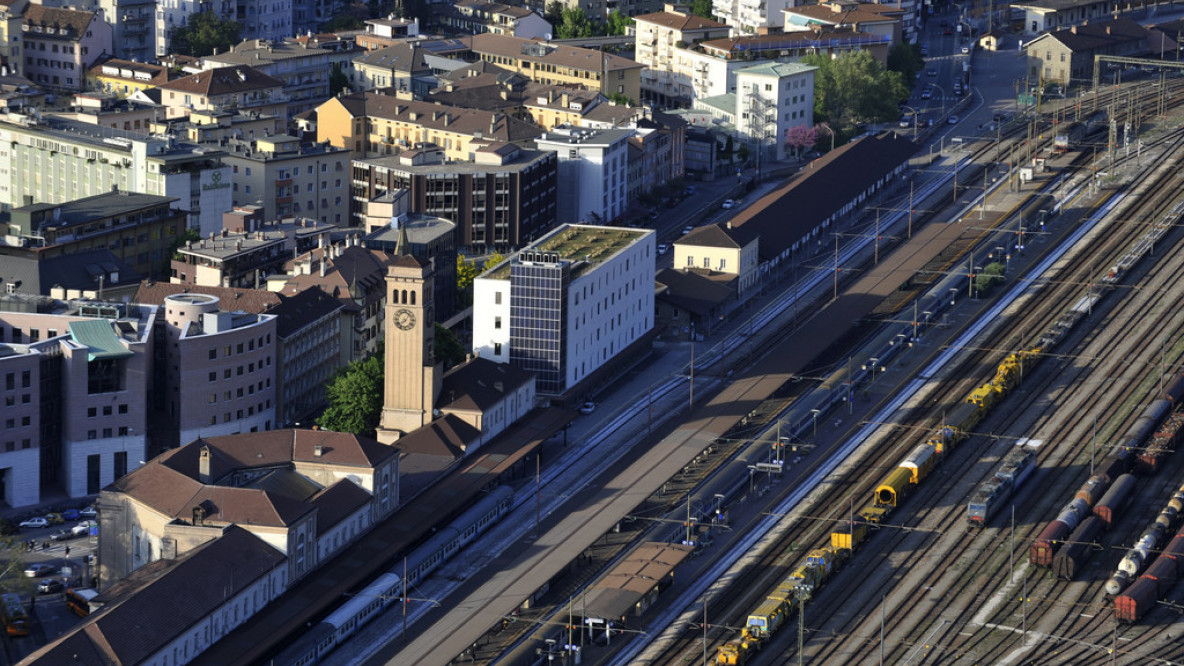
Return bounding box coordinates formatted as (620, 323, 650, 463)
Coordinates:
(545, 0, 564, 26)
(689, 0, 714, 19)
(887, 42, 924, 84)
(556, 7, 596, 38)
(606, 10, 634, 36)
(435, 323, 466, 369)
(322, 14, 364, 31)
(329, 62, 351, 96)
(316, 351, 384, 436)
(803, 51, 907, 129)
(483, 251, 506, 271)
(169, 11, 242, 58)
(456, 255, 479, 308)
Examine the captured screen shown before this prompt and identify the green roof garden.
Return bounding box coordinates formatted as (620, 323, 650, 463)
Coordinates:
(485, 225, 648, 280)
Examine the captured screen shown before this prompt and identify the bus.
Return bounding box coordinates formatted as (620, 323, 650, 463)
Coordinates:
(65, 588, 99, 618)
(1, 593, 29, 636)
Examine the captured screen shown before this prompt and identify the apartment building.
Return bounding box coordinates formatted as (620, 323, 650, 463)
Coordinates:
(155, 65, 288, 121)
(363, 214, 458, 321)
(535, 127, 631, 225)
(6, 191, 186, 280)
(155, 0, 235, 58)
(97, 0, 154, 63)
(634, 6, 730, 106)
(0, 298, 154, 505)
(202, 38, 358, 117)
(315, 92, 544, 161)
(783, 2, 904, 44)
(86, 58, 182, 98)
(350, 142, 557, 252)
(426, 65, 606, 131)
(473, 224, 655, 396)
(351, 42, 432, 94)
(464, 33, 645, 103)
(439, 0, 552, 40)
(221, 134, 351, 225)
(713, 0, 793, 35)
(696, 25, 893, 65)
(0, 112, 233, 236)
(21, 5, 112, 92)
(154, 291, 277, 447)
(693, 61, 815, 161)
(355, 16, 420, 51)
(0, 0, 27, 78)
(674, 221, 759, 298)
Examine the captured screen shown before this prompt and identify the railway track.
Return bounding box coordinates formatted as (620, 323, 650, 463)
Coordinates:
(641, 110, 1184, 664)
(815, 132, 1184, 666)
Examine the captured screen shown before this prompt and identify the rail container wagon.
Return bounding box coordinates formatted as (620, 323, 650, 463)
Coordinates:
(1092, 474, 1137, 528)
(1139, 412, 1184, 474)
(967, 444, 1037, 525)
(1052, 516, 1104, 580)
(1031, 497, 1091, 566)
(1115, 526, 1184, 622)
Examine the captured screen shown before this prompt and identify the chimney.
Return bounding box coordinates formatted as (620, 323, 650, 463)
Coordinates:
(198, 445, 212, 484)
(314, 444, 323, 457)
(727, 221, 732, 229)
(1070, 25, 1076, 33)
(320, 256, 327, 277)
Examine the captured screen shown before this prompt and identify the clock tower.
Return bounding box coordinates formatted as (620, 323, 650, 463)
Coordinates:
(375, 251, 442, 443)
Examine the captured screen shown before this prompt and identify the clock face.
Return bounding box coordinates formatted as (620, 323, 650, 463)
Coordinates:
(394, 308, 416, 331)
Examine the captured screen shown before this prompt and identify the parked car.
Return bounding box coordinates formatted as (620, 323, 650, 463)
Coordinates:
(927, 69, 938, 76)
(79, 506, 97, 519)
(948, 115, 960, 125)
(721, 199, 735, 210)
(62, 509, 80, 521)
(657, 243, 669, 255)
(37, 578, 64, 594)
(920, 90, 932, 100)
(682, 225, 695, 236)
(72, 520, 98, 537)
(961, 46, 970, 54)
(19, 517, 48, 529)
(579, 402, 596, 415)
(44, 513, 64, 525)
(49, 529, 71, 542)
(24, 563, 57, 578)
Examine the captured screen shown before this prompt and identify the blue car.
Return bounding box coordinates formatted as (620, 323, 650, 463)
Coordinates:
(62, 509, 80, 521)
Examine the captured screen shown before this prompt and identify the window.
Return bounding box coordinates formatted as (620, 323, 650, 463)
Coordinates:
(703, 257, 710, 268)
(87, 454, 101, 494)
(719, 258, 727, 270)
(494, 342, 502, 355)
(88, 407, 97, 417)
(114, 451, 127, 479)
(209, 348, 216, 360)
(494, 316, 502, 329)
(209, 394, 217, 403)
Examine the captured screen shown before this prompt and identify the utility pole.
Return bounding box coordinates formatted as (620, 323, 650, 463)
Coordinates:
(833, 233, 839, 299)
(908, 180, 914, 239)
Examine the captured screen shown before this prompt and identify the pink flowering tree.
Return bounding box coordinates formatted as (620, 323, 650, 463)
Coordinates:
(784, 125, 819, 158)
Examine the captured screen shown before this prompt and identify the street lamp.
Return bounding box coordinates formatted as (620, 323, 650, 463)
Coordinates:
(819, 123, 835, 153)
(810, 409, 821, 441)
(901, 104, 919, 139)
(929, 83, 946, 119)
(862, 358, 886, 387)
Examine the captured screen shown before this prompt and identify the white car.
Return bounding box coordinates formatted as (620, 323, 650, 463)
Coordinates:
(579, 402, 596, 415)
(721, 199, 735, 209)
(682, 225, 695, 236)
(72, 520, 98, 536)
(657, 243, 669, 255)
(19, 517, 48, 529)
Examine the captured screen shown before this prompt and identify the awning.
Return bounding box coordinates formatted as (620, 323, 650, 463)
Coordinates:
(69, 320, 133, 362)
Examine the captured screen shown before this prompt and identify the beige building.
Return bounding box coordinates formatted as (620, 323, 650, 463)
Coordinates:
(464, 33, 645, 103)
(0, 0, 27, 77)
(201, 38, 359, 117)
(97, 428, 399, 588)
(314, 92, 544, 161)
(154, 65, 287, 120)
(377, 253, 441, 441)
(634, 6, 730, 105)
(222, 134, 352, 225)
(674, 221, 759, 298)
(351, 42, 431, 93)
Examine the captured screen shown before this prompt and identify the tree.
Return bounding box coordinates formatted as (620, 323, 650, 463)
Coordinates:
(689, 0, 714, 19)
(169, 11, 242, 58)
(784, 125, 818, 158)
(316, 351, 384, 436)
(329, 62, 351, 97)
(545, 0, 564, 26)
(556, 7, 596, 39)
(322, 15, 364, 31)
(802, 51, 907, 129)
(435, 323, 466, 369)
(606, 10, 634, 36)
(887, 42, 924, 83)
(483, 251, 506, 272)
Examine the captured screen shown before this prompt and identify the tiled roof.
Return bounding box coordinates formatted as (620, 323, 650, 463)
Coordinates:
(634, 10, 727, 31)
(88, 57, 178, 86)
(1035, 18, 1148, 52)
(352, 42, 430, 72)
(785, 3, 904, 24)
(133, 281, 283, 315)
(156, 65, 284, 96)
(394, 413, 479, 458)
(280, 245, 395, 310)
(308, 478, 372, 529)
(22, 5, 96, 39)
(679, 222, 757, 249)
(327, 92, 544, 144)
(24, 526, 284, 665)
(438, 356, 534, 412)
(269, 287, 343, 338)
(1, 249, 141, 296)
(466, 33, 644, 73)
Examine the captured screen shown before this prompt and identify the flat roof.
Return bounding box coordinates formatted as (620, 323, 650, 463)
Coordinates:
(484, 224, 649, 280)
(365, 214, 456, 245)
(582, 542, 692, 621)
(15, 190, 178, 228)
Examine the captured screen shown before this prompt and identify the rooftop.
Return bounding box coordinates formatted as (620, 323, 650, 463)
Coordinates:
(204, 38, 352, 66)
(13, 190, 179, 229)
(484, 224, 648, 280)
(364, 214, 456, 245)
(465, 33, 644, 73)
(354, 144, 553, 174)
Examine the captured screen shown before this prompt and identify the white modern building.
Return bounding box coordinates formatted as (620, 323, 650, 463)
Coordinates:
(713, 0, 794, 35)
(0, 111, 232, 236)
(473, 224, 655, 396)
(673, 45, 772, 100)
(155, 0, 235, 57)
(534, 127, 631, 225)
(694, 61, 816, 162)
(633, 6, 731, 105)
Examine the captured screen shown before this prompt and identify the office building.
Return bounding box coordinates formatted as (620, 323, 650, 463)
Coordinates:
(535, 127, 631, 225)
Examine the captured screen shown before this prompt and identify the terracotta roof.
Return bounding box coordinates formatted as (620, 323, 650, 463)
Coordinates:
(678, 222, 758, 249)
(1034, 18, 1148, 52)
(785, 3, 904, 23)
(280, 245, 395, 310)
(156, 65, 284, 97)
(133, 280, 282, 315)
(395, 413, 480, 458)
(437, 356, 534, 412)
(465, 33, 644, 73)
(634, 10, 727, 31)
(88, 57, 179, 86)
(326, 92, 544, 144)
(455, 0, 534, 19)
(24, 527, 284, 665)
(22, 5, 96, 40)
(308, 478, 373, 529)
